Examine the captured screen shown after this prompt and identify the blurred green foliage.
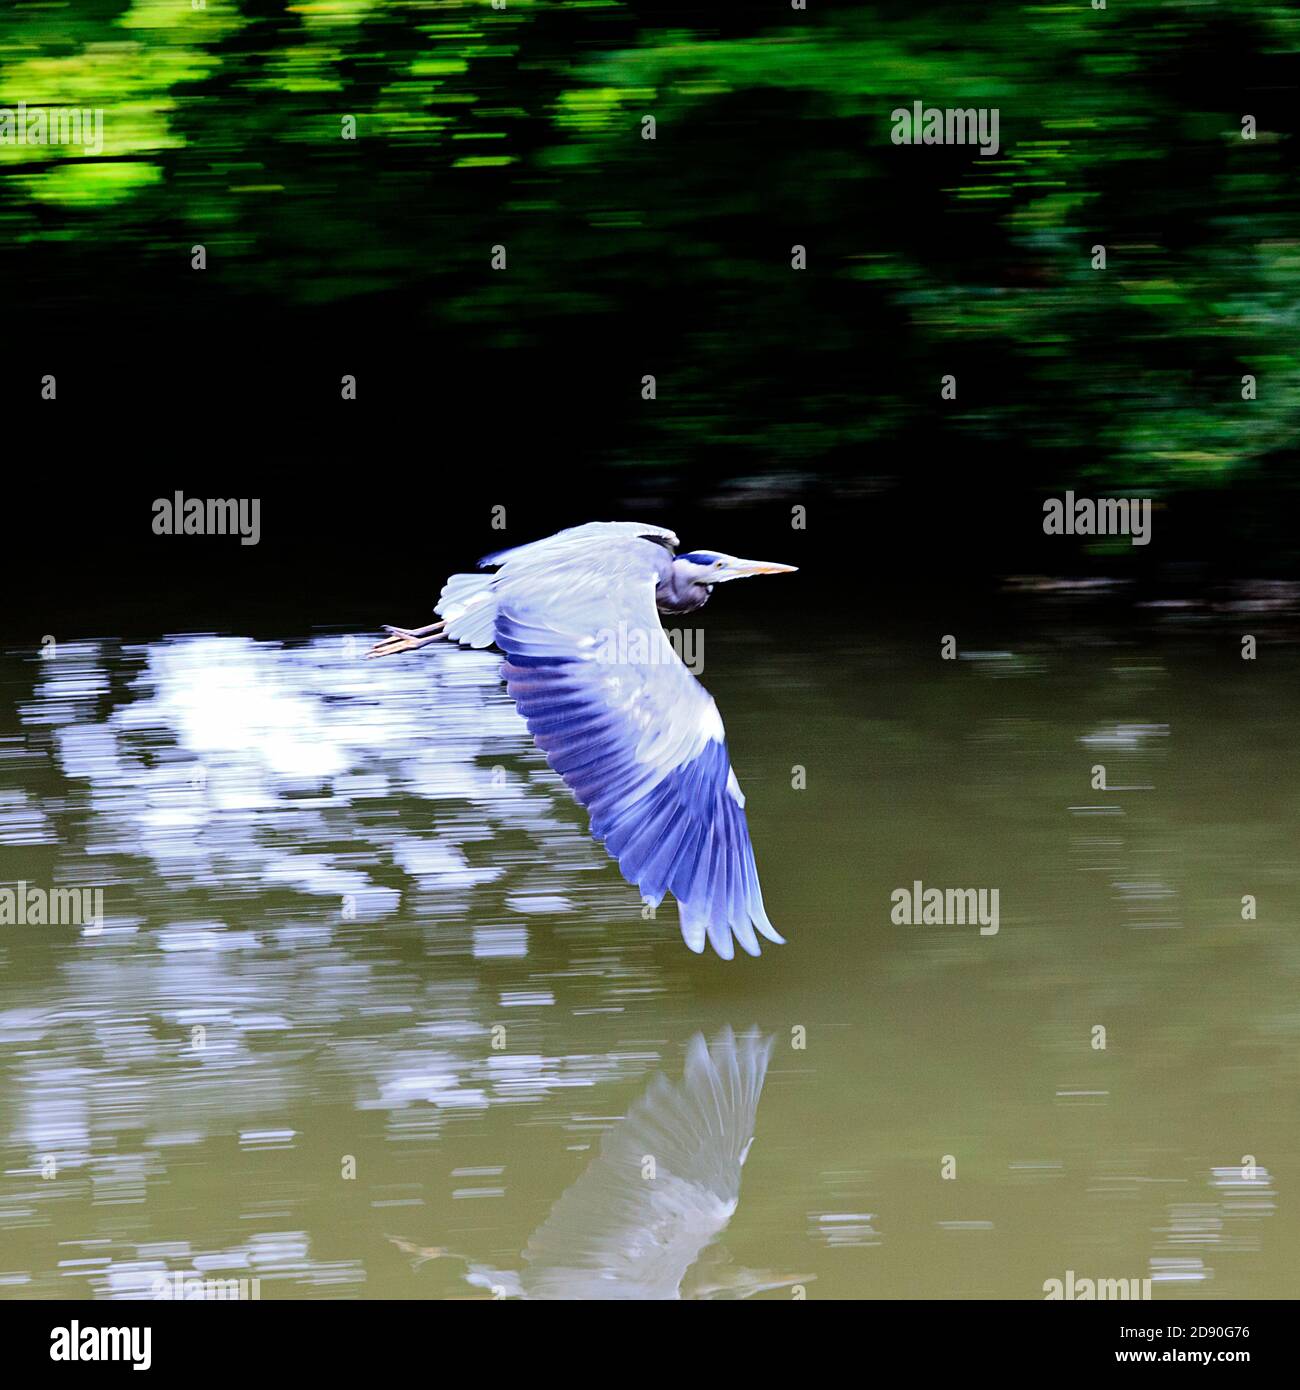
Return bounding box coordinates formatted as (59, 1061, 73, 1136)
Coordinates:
(1, 0, 1296, 488)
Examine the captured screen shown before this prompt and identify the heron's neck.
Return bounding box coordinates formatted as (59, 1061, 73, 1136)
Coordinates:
(656, 579, 712, 615)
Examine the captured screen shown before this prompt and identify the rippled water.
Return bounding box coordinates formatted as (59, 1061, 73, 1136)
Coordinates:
(0, 618, 1295, 1299)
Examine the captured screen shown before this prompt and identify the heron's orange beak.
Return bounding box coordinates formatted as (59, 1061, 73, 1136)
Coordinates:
(729, 559, 799, 577)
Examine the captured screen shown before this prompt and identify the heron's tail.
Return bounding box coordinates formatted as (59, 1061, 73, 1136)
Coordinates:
(436, 573, 499, 648)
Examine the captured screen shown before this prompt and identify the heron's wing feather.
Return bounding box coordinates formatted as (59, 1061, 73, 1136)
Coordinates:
(491, 535, 780, 959)
(434, 572, 498, 647)
(480, 520, 677, 569)
(520, 1027, 774, 1300)
(437, 523, 678, 649)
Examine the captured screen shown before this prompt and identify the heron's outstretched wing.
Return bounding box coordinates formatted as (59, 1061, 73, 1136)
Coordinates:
(519, 1027, 775, 1300)
(434, 522, 678, 649)
(484, 528, 781, 958)
(480, 520, 679, 570)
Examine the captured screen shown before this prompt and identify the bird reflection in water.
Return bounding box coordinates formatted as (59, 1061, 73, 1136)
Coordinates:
(391, 1027, 812, 1300)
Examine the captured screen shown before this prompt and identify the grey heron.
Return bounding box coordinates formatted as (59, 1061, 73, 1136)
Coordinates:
(366, 521, 797, 959)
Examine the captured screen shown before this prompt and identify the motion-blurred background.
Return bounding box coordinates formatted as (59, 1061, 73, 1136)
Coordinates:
(2, 0, 1298, 625)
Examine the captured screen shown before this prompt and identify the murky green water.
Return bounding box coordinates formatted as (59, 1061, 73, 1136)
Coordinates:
(0, 614, 1296, 1299)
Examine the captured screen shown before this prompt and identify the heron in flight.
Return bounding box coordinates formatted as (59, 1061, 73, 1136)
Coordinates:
(366, 522, 797, 959)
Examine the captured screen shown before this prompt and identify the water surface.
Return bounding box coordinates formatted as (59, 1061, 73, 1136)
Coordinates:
(0, 615, 1295, 1298)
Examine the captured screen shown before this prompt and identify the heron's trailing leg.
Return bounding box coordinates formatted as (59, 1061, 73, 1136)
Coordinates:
(366, 620, 446, 658)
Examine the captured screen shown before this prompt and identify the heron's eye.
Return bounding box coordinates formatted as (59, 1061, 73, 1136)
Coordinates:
(713, 559, 723, 568)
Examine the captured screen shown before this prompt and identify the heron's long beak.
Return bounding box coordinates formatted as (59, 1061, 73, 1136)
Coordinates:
(721, 558, 799, 580)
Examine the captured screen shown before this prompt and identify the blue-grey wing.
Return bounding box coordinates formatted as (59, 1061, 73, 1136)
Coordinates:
(488, 535, 781, 959)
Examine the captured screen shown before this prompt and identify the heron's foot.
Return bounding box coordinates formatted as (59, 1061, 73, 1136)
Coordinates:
(387, 1234, 451, 1270)
(366, 621, 445, 659)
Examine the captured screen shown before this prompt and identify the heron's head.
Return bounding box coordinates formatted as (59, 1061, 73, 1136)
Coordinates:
(676, 550, 798, 584)
(658, 549, 798, 613)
